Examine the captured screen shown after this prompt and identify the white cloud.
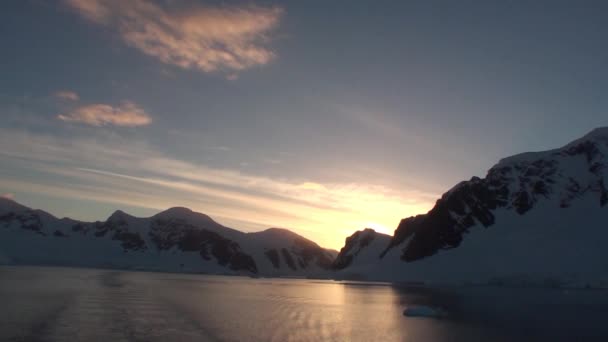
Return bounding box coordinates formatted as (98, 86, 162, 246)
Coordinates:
(58, 101, 151, 127)
(65, 0, 283, 75)
(54, 90, 80, 101)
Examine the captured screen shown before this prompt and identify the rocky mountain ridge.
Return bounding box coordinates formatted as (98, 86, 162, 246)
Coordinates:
(333, 127, 608, 287)
(0, 199, 336, 277)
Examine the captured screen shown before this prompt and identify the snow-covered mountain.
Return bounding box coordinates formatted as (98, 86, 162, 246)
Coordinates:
(334, 127, 608, 287)
(0, 200, 336, 277)
(332, 228, 391, 272)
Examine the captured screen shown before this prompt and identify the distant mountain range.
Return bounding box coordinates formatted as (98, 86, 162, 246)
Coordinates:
(2, 127, 608, 287)
(0, 199, 336, 277)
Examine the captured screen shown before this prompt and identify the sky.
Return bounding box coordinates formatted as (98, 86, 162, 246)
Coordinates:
(1, 0, 607, 249)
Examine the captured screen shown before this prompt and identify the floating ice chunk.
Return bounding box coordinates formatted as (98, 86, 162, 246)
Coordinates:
(403, 305, 447, 318)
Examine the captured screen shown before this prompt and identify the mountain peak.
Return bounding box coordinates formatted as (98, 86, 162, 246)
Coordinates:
(580, 126, 608, 140)
(361, 227, 378, 234)
(162, 206, 193, 215)
(107, 209, 134, 221)
(252, 227, 309, 242)
(153, 206, 215, 223)
(0, 197, 29, 214)
(564, 126, 608, 149)
(259, 227, 299, 236)
(248, 227, 328, 251)
(495, 126, 608, 169)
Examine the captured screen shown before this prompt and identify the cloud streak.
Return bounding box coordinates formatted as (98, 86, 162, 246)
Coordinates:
(65, 0, 283, 75)
(0, 129, 436, 248)
(54, 90, 80, 101)
(58, 101, 152, 127)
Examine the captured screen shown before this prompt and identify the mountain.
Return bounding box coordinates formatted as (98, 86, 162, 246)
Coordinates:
(0, 200, 335, 277)
(332, 228, 391, 272)
(3, 127, 608, 286)
(333, 127, 608, 287)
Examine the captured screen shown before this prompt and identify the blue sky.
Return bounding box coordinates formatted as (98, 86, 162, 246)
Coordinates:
(1, 0, 607, 248)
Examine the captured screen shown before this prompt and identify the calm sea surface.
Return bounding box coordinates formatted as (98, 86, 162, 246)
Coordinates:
(1, 266, 607, 341)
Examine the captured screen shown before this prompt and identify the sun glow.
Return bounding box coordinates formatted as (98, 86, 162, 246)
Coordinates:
(364, 222, 394, 235)
(0, 129, 437, 250)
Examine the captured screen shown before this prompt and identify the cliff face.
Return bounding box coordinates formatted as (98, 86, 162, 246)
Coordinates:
(334, 128, 608, 286)
(333, 228, 391, 270)
(387, 128, 608, 262)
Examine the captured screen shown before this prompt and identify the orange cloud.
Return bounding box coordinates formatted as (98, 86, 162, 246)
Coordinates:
(57, 101, 151, 127)
(1, 193, 15, 200)
(54, 90, 80, 101)
(64, 0, 283, 74)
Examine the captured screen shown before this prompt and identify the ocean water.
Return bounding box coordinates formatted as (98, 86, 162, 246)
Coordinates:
(1, 266, 607, 341)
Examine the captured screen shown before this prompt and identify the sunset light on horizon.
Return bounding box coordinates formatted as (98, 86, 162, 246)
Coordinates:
(2, 0, 607, 249)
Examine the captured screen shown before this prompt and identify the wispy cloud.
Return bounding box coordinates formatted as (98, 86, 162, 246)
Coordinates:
(64, 0, 283, 75)
(0, 129, 436, 248)
(54, 90, 80, 101)
(205, 145, 231, 152)
(57, 101, 151, 127)
(226, 73, 239, 81)
(264, 158, 282, 165)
